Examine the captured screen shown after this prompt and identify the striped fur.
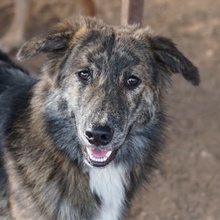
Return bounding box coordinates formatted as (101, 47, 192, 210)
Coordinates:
(0, 17, 199, 219)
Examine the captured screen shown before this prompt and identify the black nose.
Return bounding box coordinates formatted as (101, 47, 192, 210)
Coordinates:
(85, 126, 113, 146)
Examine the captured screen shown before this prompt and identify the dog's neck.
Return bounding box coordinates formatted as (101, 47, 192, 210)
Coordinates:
(89, 164, 128, 220)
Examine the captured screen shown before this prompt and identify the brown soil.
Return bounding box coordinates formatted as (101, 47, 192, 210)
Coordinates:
(0, 0, 219, 219)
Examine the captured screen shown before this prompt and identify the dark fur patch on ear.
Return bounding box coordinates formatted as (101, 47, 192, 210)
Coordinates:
(149, 36, 200, 86)
(17, 21, 76, 61)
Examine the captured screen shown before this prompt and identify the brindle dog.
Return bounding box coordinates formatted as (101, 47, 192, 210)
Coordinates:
(0, 17, 199, 220)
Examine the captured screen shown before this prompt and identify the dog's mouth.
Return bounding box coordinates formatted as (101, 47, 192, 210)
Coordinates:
(84, 147, 117, 168)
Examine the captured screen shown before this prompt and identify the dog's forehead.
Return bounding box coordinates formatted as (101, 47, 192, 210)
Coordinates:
(83, 26, 148, 54)
(69, 25, 153, 72)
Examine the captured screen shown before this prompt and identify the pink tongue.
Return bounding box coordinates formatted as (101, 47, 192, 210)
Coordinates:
(91, 148, 108, 157)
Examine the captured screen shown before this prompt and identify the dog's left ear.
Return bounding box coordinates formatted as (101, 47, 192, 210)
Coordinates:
(17, 21, 82, 61)
(148, 35, 200, 86)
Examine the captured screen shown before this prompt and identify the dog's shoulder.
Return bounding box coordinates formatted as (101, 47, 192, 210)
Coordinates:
(0, 52, 36, 218)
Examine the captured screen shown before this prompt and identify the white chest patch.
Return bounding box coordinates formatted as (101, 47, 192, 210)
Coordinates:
(89, 164, 128, 220)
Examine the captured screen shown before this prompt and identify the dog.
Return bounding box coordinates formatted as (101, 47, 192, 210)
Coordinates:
(0, 17, 200, 220)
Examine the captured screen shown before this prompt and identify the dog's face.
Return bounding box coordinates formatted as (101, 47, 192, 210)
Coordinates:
(17, 18, 199, 168)
(61, 30, 158, 168)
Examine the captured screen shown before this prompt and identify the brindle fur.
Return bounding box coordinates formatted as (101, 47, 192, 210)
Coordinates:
(0, 17, 199, 220)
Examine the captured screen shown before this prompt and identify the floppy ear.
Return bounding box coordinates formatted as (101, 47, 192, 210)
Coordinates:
(17, 21, 81, 61)
(149, 35, 200, 86)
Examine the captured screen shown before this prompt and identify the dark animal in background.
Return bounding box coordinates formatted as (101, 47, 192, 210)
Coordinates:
(0, 17, 199, 220)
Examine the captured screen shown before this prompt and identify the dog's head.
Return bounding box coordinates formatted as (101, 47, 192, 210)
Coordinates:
(17, 17, 199, 168)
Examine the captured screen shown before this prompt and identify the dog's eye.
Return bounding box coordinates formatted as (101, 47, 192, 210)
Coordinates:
(78, 68, 91, 81)
(125, 76, 141, 89)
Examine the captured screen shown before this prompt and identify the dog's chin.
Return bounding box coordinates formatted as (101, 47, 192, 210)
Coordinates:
(83, 147, 118, 168)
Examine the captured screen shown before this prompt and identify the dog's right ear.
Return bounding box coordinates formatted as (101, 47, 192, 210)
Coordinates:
(17, 21, 83, 61)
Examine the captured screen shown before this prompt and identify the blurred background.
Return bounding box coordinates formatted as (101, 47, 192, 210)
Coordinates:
(0, 0, 219, 219)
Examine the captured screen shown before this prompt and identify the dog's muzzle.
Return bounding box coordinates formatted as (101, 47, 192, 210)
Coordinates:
(83, 125, 117, 167)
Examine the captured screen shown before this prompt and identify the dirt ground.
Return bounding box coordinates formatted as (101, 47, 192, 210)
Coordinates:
(0, 0, 219, 219)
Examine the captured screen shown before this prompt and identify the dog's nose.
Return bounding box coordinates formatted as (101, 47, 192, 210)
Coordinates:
(85, 126, 113, 146)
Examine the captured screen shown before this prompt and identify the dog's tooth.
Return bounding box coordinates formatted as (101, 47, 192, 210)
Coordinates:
(100, 157, 106, 162)
(106, 151, 112, 158)
(87, 147, 92, 156)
